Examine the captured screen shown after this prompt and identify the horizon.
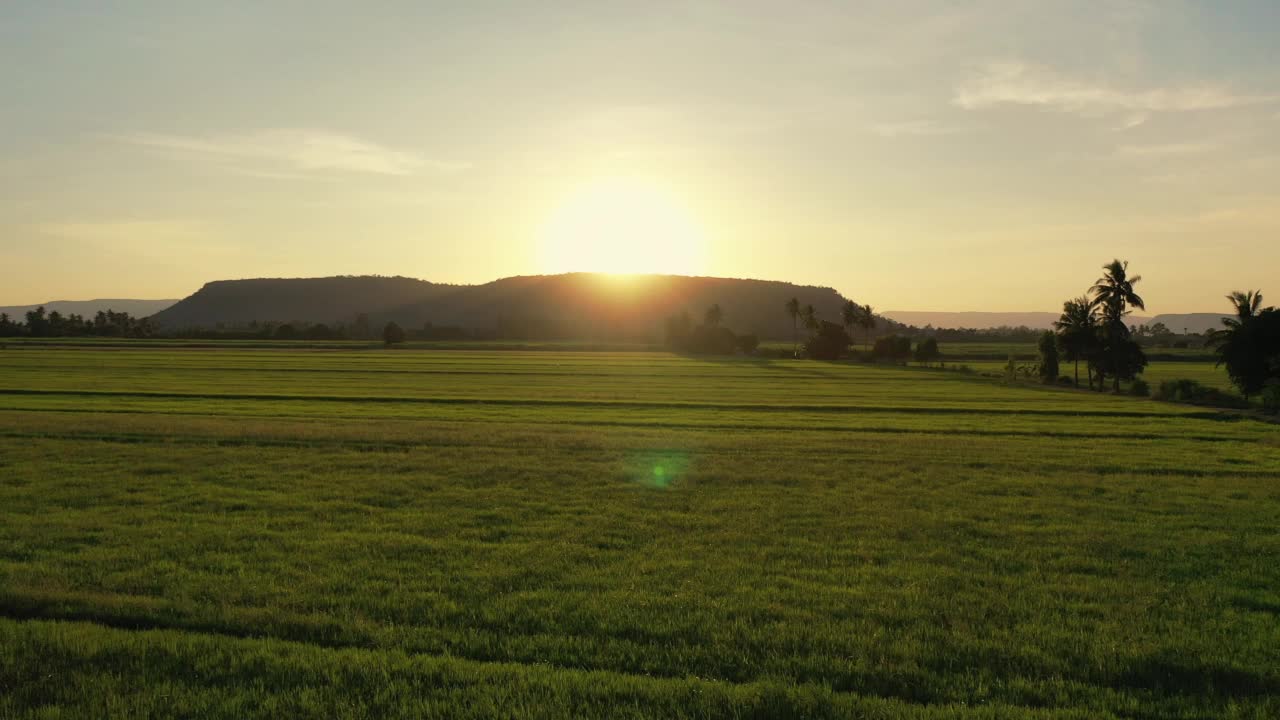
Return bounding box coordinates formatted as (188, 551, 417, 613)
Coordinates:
(0, 269, 1238, 322)
(3, 2, 1278, 313)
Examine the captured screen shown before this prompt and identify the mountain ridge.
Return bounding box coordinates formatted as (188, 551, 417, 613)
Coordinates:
(150, 273, 868, 340)
(0, 299, 178, 319)
(883, 310, 1228, 334)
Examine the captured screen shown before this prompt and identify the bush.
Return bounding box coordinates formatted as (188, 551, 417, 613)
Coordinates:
(1057, 376, 1075, 387)
(686, 325, 738, 355)
(805, 322, 852, 361)
(872, 334, 912, 364)
(735, 333, 759, 355)
(1155, 379, 1250, 409)
(1262, 380, 1280, 415)
(383, 321, 406, 346)
(1129, 378, 1150, 397)
(914, 337, 940, 365)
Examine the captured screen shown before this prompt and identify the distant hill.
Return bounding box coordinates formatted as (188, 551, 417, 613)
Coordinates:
(1150, 313, 1232, 335)
(0, 298, 177, 319)
(151, 273, 866, 340)
(884, 310, 1228, 334)
(883, 311, 1069, 330)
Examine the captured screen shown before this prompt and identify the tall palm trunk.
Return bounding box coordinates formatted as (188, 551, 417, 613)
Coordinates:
(1074, 358, 1079, 388)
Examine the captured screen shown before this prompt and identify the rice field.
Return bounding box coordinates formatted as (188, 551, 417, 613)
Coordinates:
(1, 347, 1277, 718)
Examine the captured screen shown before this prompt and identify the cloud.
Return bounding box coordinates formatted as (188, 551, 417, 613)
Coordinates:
(110, 129, 469, 177)
(1116, 141, 1220, 158)
(34, 220, 237, 256)
(869, 120, 968, 138)
(954, 61, 1275, 117)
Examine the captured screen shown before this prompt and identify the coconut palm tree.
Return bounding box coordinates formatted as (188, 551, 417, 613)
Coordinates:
(841, 300, 859, 336)
(1090, 260, 1146, 392)
(859, 304, 877, 350)
(1054, 296, 1096, 388)
(785, 297, 801, 355)
(1208, 290, 1272, 399)
(1227, 290, 1264, 320)
(1091, 260, 1146, 323)
(801, 304, 819, 331)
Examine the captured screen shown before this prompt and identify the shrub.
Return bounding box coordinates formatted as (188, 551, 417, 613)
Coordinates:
(805, 322, 852, 361)
(1129, 379, 1150, 397)
(735, 333, 760, 355)
(872, 334, 912, 364)
(1262, 380, 1280, 415)
(687, 325, 738, 355)
(914, 337, 941, 366)
(1155, 379, 1250, 409)
(1057, 376, 1075, 387)
(1037, 331, 1059, 384)
(383, 321, 406, 346)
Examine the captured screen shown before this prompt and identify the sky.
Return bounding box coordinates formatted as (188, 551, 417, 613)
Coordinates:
(2, 1, 1278, 312)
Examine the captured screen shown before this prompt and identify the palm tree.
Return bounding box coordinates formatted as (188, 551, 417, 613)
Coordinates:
(1208, 290, 1271, 399)
(1090, 259, 1146, 392)
(1227, 290, 1263, 320)
(704, 303, 724, 328)
(859, 304, 877, 350)
(801, 304, 819, 331)
(841, 300, 859, 335)
(1054, 296, 1096, 388)
(785, 297, 801, 355)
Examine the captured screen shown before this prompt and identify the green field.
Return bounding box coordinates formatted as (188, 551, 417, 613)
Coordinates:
(2, 348, 1278, 718)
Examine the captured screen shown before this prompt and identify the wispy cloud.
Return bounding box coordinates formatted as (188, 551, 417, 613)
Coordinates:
(955, 61, 1275, 117)
(34, 219, 236, 256)
(869, 119, 968, 138)
(1116, 141, 1220, 158)
(109, 129, 469, 177)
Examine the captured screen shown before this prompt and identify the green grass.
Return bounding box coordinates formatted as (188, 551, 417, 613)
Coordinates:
(1, 347, 1278, 718)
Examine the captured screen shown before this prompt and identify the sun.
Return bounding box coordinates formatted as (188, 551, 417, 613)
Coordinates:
(536, 177, 708, 276)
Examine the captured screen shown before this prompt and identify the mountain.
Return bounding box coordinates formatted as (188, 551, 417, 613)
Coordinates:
(882, 311, 1070, 330)
(151, 273, 863, 340)
(151, 276, 452, 329)
(1150, 313, 1232, 335)
(883, 310, 1228, 334)
(0, 299, 177, 319)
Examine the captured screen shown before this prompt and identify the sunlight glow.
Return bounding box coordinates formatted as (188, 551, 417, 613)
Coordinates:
(536, 177, 708, 276)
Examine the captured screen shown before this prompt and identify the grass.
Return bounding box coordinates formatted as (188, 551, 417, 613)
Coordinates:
(1, 347, 1278, 718)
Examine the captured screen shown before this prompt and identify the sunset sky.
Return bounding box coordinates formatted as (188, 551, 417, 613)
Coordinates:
(2, 1, 1278, 312)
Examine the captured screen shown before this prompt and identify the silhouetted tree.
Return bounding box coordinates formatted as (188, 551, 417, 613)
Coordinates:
(1209, 290, 1280, 400)
(383, 321, 406, 346)
(1055, 297, 1097, 388)
(914, 337, 940, 366)
(801, 304, 818, 331)
(704, 304, 724, 328)
(664, 311, 692, 349)
(872, 334, 912, 364)
(785, 297, 801, 356)
(805, 321, 851, 361)
(735, 333, 759, 355)
(275, 324, 298, 340)
(1037, 331, 1059, 384)
(353, 313, 372, 340)
(1090, 260, 1147, 392)
(858, 304, 877, 350)
(841, 300, 859, 340)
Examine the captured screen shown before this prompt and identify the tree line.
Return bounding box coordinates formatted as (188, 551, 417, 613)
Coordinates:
(1208, 290, 1280, 404)
(1044, 259, 1148, 392)
(0, 307, 154, 338)
(1038, 260, 1278, 409)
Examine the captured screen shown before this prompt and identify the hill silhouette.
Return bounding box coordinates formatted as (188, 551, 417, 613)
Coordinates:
(884, 310, 1227, 334)
(151, 273, 863, 340)
(0, 299, 177, 319)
